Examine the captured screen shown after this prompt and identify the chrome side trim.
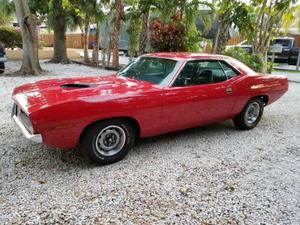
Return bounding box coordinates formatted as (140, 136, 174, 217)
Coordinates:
(12, 115, 42, 143)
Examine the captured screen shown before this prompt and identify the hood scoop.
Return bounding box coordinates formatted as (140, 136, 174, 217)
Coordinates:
(61, 83, 95, 89)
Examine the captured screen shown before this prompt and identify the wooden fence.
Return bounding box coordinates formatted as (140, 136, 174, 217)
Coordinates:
(39, 33, 96, 49)
(39, 33, 300, 50)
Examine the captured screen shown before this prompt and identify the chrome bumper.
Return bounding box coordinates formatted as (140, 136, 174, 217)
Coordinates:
(12, 105, 42, 143)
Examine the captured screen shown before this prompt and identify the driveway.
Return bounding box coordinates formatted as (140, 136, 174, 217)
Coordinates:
(73, 48, 131, 66)
(272, 70, 300, 83)
(1, 61, 299, 224)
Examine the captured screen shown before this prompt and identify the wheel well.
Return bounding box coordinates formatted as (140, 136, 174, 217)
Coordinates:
(255, 95, 269, 106)
(79, 116, 141, 143)
(249, 95, 269, 106)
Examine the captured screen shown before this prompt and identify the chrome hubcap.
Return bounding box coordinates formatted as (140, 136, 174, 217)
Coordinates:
(95, 125, 126, 156)
(245, 102, 260, 125)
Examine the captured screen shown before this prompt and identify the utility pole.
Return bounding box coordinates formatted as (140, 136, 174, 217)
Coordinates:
(296, 50, 300, 71)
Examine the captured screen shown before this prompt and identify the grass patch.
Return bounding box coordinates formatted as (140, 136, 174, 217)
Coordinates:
(272, 69, 300, 74)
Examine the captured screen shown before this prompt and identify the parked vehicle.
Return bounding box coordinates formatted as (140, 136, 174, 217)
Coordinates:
(226, 37, 300, 65)
(0, 42, 6, 73)
(268, 37, 300, 65)
(12, 53, 288, 165)
(225, 40, 253, 54)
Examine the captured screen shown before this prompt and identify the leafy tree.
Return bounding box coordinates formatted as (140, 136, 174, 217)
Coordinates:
(0, 0, 15, 26)
(90, 1, 106, 65)
(138, 0, 153, 55)
(213, 0, 251, 54)
(149, 0, 213, 52)
(70, 0, 100, 63)
(150, 16, 187, 52)
(13, 0, 43, 75)
(29, 0, 77, 64)
(247, 0, 297, 63)
(49, 0, 72, 63)
(125, 1, 142, 61)
(224, 47, 264, 72)
(0, 26, 22, 48)
(281, 5, 300, 34)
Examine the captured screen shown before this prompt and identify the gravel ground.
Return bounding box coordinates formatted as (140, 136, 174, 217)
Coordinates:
(0, 61, 299, 225)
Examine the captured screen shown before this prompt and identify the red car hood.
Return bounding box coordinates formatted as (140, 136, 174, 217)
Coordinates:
(12, 75, 160, 114)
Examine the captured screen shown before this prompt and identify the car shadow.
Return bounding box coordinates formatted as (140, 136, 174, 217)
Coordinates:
(39, 120, 238, 168)
(135, 120, 236, 147)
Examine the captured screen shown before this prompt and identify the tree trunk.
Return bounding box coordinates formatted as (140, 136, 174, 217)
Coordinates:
(92, 23, 100, 65)
(111, 0, 123, 68)
(101, 48, 106, 69)
(213, 16, 230, 54)
(139, 10, 149, 56)
(49, 0, 69, 64)
(212, 23, 220, 54)
(83, 15, 90, 63)
(13, 0, 43, 75)
(107, 36, 112, 67)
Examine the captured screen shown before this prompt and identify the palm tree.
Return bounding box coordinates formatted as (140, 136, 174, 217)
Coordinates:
(111, 0, 124, 68)
(212, 0, 232, 54)
(91, 2, 105, 65)
(138, 0, 154, 55)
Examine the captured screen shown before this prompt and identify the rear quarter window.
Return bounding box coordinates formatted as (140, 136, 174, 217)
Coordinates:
(219, 61, 240, 79)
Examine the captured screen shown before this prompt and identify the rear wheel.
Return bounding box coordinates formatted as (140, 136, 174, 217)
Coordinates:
(81, 119, 135, 165)
(233, 98, 264, 130)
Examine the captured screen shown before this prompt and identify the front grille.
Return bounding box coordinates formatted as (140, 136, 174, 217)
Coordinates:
(13, 104, 33, 133)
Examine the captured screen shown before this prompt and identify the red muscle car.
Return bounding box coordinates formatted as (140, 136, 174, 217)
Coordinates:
(12, 53, 288, 165)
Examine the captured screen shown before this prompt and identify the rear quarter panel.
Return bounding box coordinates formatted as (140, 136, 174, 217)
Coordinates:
(231, 74, 288, 115)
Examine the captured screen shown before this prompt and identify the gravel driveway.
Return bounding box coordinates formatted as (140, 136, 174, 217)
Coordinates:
(1, 61, 299, 225)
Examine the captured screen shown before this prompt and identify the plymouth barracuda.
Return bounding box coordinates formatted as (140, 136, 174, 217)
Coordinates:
(12, 53, 288, 165)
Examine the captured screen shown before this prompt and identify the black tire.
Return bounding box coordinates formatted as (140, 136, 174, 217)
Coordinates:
(80, 119, 135, 165)
(233, 98, 264, 130)
(0, 62, 4, 74)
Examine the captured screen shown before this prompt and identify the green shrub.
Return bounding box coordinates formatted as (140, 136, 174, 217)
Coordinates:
(150, 18, 187, 52)
(149, 14, 202, 52)
(224, 47, 264, 72)
(267, 61, 273, 74)
(0, 26, 22, 49)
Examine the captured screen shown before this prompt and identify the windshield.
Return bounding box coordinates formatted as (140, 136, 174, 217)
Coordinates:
(117, 57, 179, 85)
(272, 39, 291, 47)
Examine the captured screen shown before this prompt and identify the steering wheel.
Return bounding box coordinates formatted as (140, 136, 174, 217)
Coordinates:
(128, 67, 141, 78)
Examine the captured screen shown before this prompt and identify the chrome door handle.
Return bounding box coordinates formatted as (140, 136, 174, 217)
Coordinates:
(226, 87, 232, 94)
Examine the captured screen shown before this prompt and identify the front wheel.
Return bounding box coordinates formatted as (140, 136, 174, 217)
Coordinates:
(233, 98, 264, 130)
(80, 119, 135, 165)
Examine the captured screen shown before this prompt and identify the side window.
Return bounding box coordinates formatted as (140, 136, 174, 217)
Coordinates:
(219, 61, 240, 79)
(205, 61, 227, 83)
(173, 60, 227, 87)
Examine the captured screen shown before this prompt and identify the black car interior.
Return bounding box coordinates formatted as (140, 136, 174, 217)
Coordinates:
(173, 60, 235, 87)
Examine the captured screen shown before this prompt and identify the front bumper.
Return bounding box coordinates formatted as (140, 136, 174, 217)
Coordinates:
(12, 104, 42, 143)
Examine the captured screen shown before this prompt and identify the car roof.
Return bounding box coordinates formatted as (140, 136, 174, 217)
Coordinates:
(144, 52, 233, 61)
(144, 52, 257, 75)
(274, 37, 294, 40)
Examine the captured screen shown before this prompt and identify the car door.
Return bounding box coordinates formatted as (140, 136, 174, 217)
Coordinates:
(161, 60, 239, 133)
